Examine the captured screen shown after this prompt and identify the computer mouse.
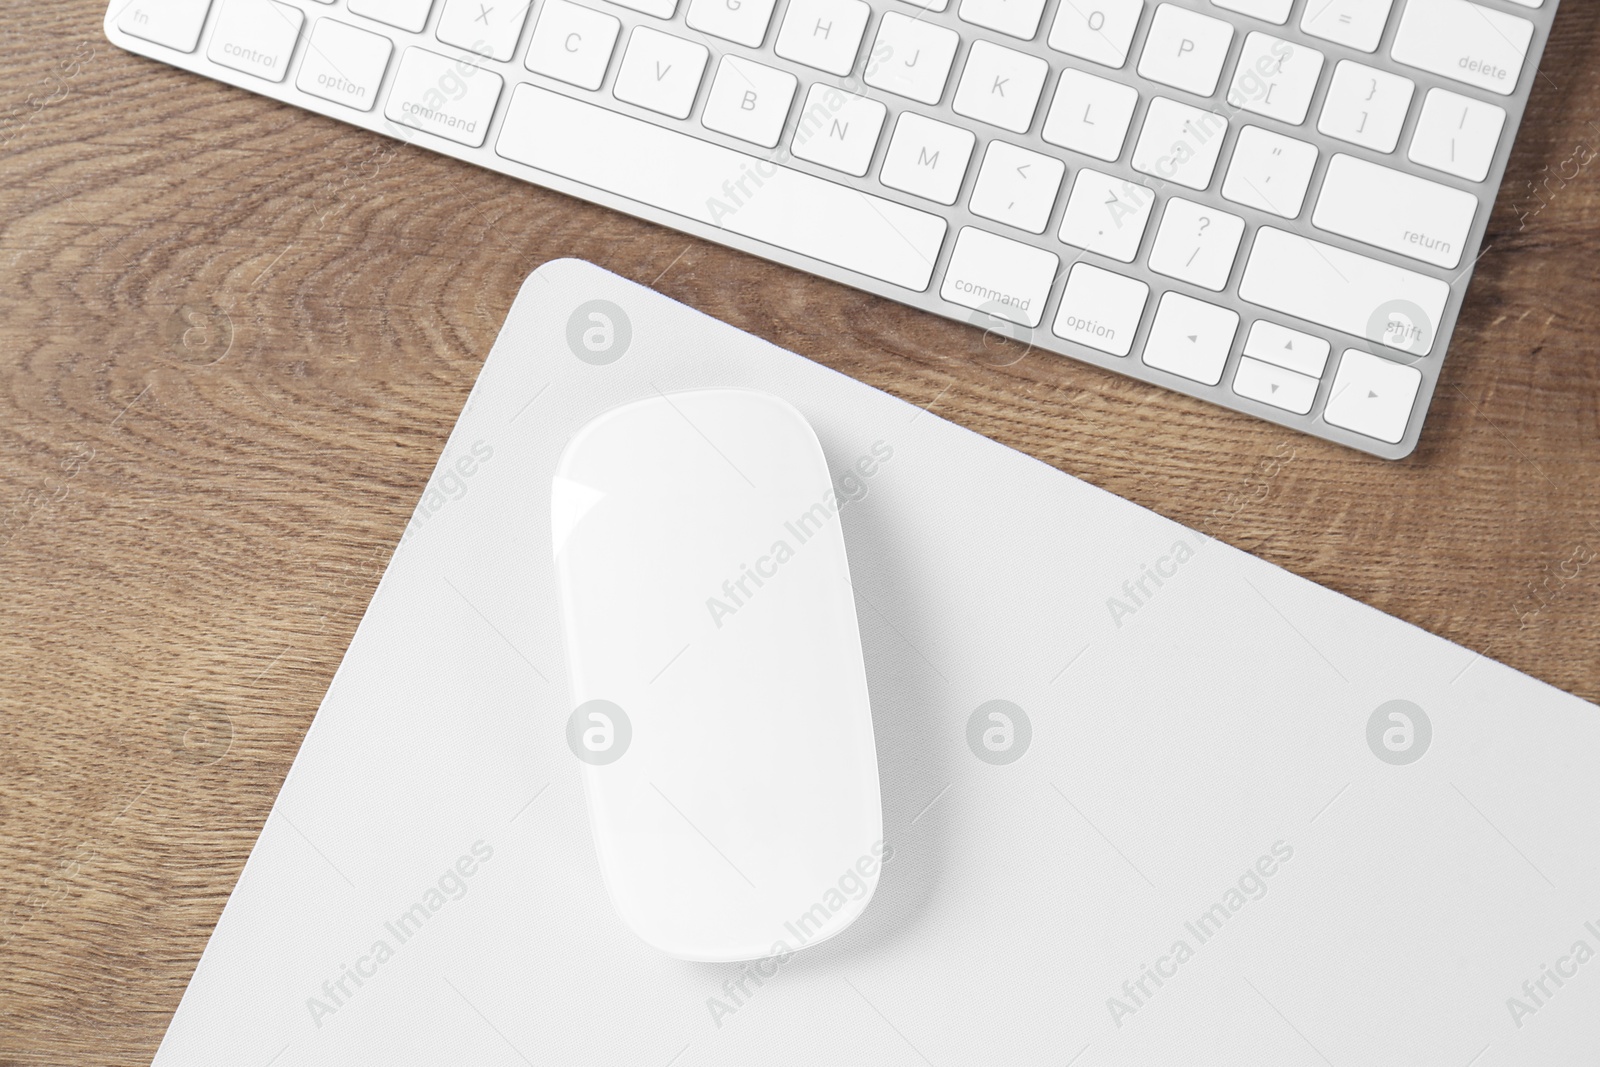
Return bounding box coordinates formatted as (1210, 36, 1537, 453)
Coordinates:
(552, 388, 884, 963)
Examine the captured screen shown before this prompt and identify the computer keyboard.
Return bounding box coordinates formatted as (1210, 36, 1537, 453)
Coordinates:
(104, 0, 1559, 458)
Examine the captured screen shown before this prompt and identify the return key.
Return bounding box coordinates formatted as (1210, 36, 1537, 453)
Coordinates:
(1312, 154, 1478, 270)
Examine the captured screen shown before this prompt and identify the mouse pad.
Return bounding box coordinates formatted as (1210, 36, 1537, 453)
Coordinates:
(153, 260, 1599, 1066)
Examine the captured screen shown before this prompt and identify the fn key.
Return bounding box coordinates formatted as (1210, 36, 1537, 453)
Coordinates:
(115, 0, 213, 51)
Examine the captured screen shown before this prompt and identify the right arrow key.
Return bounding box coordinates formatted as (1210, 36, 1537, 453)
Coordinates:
(1323, 349, 1424, 445)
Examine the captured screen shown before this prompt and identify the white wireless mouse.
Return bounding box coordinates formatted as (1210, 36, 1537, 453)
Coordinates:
(552, 388, 884, 963)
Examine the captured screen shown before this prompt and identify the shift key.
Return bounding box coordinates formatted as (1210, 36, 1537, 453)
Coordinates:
(1239, 228, 1450, 356)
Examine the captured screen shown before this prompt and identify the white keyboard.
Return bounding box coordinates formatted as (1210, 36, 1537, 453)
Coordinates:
(105, 0, 1559, 458)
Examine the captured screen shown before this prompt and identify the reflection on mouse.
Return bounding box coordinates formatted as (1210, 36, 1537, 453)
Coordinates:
(553, 388, 884, 963)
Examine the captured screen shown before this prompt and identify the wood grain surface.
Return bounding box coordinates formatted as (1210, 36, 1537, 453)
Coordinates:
(2, 1, 1598, 1062)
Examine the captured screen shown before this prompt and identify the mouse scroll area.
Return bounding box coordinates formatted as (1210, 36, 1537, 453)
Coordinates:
(553, 389, 884, 963)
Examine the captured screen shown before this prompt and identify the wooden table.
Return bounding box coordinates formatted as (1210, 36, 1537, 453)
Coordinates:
(3, 2, 1597, 1062)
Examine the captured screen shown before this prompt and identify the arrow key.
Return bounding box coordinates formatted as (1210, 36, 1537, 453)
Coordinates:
(1243, 320, 1330, 377)
(1142, 291, 1240, 386)
(1324, 348, 1423, 444)
(970, 140, 1066, 235)
(1233, 355, 1319, 414)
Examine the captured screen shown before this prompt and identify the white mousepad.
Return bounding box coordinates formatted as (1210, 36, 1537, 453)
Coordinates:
(153, 259, 1600, 1066)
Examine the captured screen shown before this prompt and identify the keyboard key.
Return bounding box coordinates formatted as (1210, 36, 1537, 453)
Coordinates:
(1211, 0, 1290, 24)
(1053, 263, 1148, 356)
(789, 85, 886, 175)
(1239, 228, 1450, 356)
(958, 0, 1047, 41)
(1317, 60, 1415, 153)
(1148, 197, 1244, 291)
(525, 0, 617, 90)
(207, 0, 303, 82)
(497, 85, 948, 290)
(1058, 168, 1154, 262)
(1233, 355, 1318, 413)
(1131, 96, 1228, 191)
(297, 17, 393, 109)
(969, 140, 1065, 233)
(702, 55, 797, 148)
(117, 0, 213, 51)
(941, 226, 1059, 327)
(686, 0, 779, 47)
(952, 41, 1048, 134)
(1138, 4, 1234, 98)
(863, 12, 958, 104)
(1221, 125, 1316, 218)
(348, 0, 434, 32)
(1046, 0, 1141, 68)
(1323, 349, 1422, 444)
(774, 0, 869, 75)
(1390, 0, 1533, 97)
(385, 45, 503, 146)
(1227, 32, 1323, 125)
(613, 27, 708, 119)
(1143, 291, 1240, 386)
(1408, 88, 1506, 182)
(436, 0, 529, 60)
(525, 0, 619, 91)
(1299, 0, 1392, 53)
(1312, 153, 1478, 268)
(1243, 320, 1330, 377)
(610, 0, 679, 19)
(1041, 67, 1139, 162)
(879, 112, 975, 204)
